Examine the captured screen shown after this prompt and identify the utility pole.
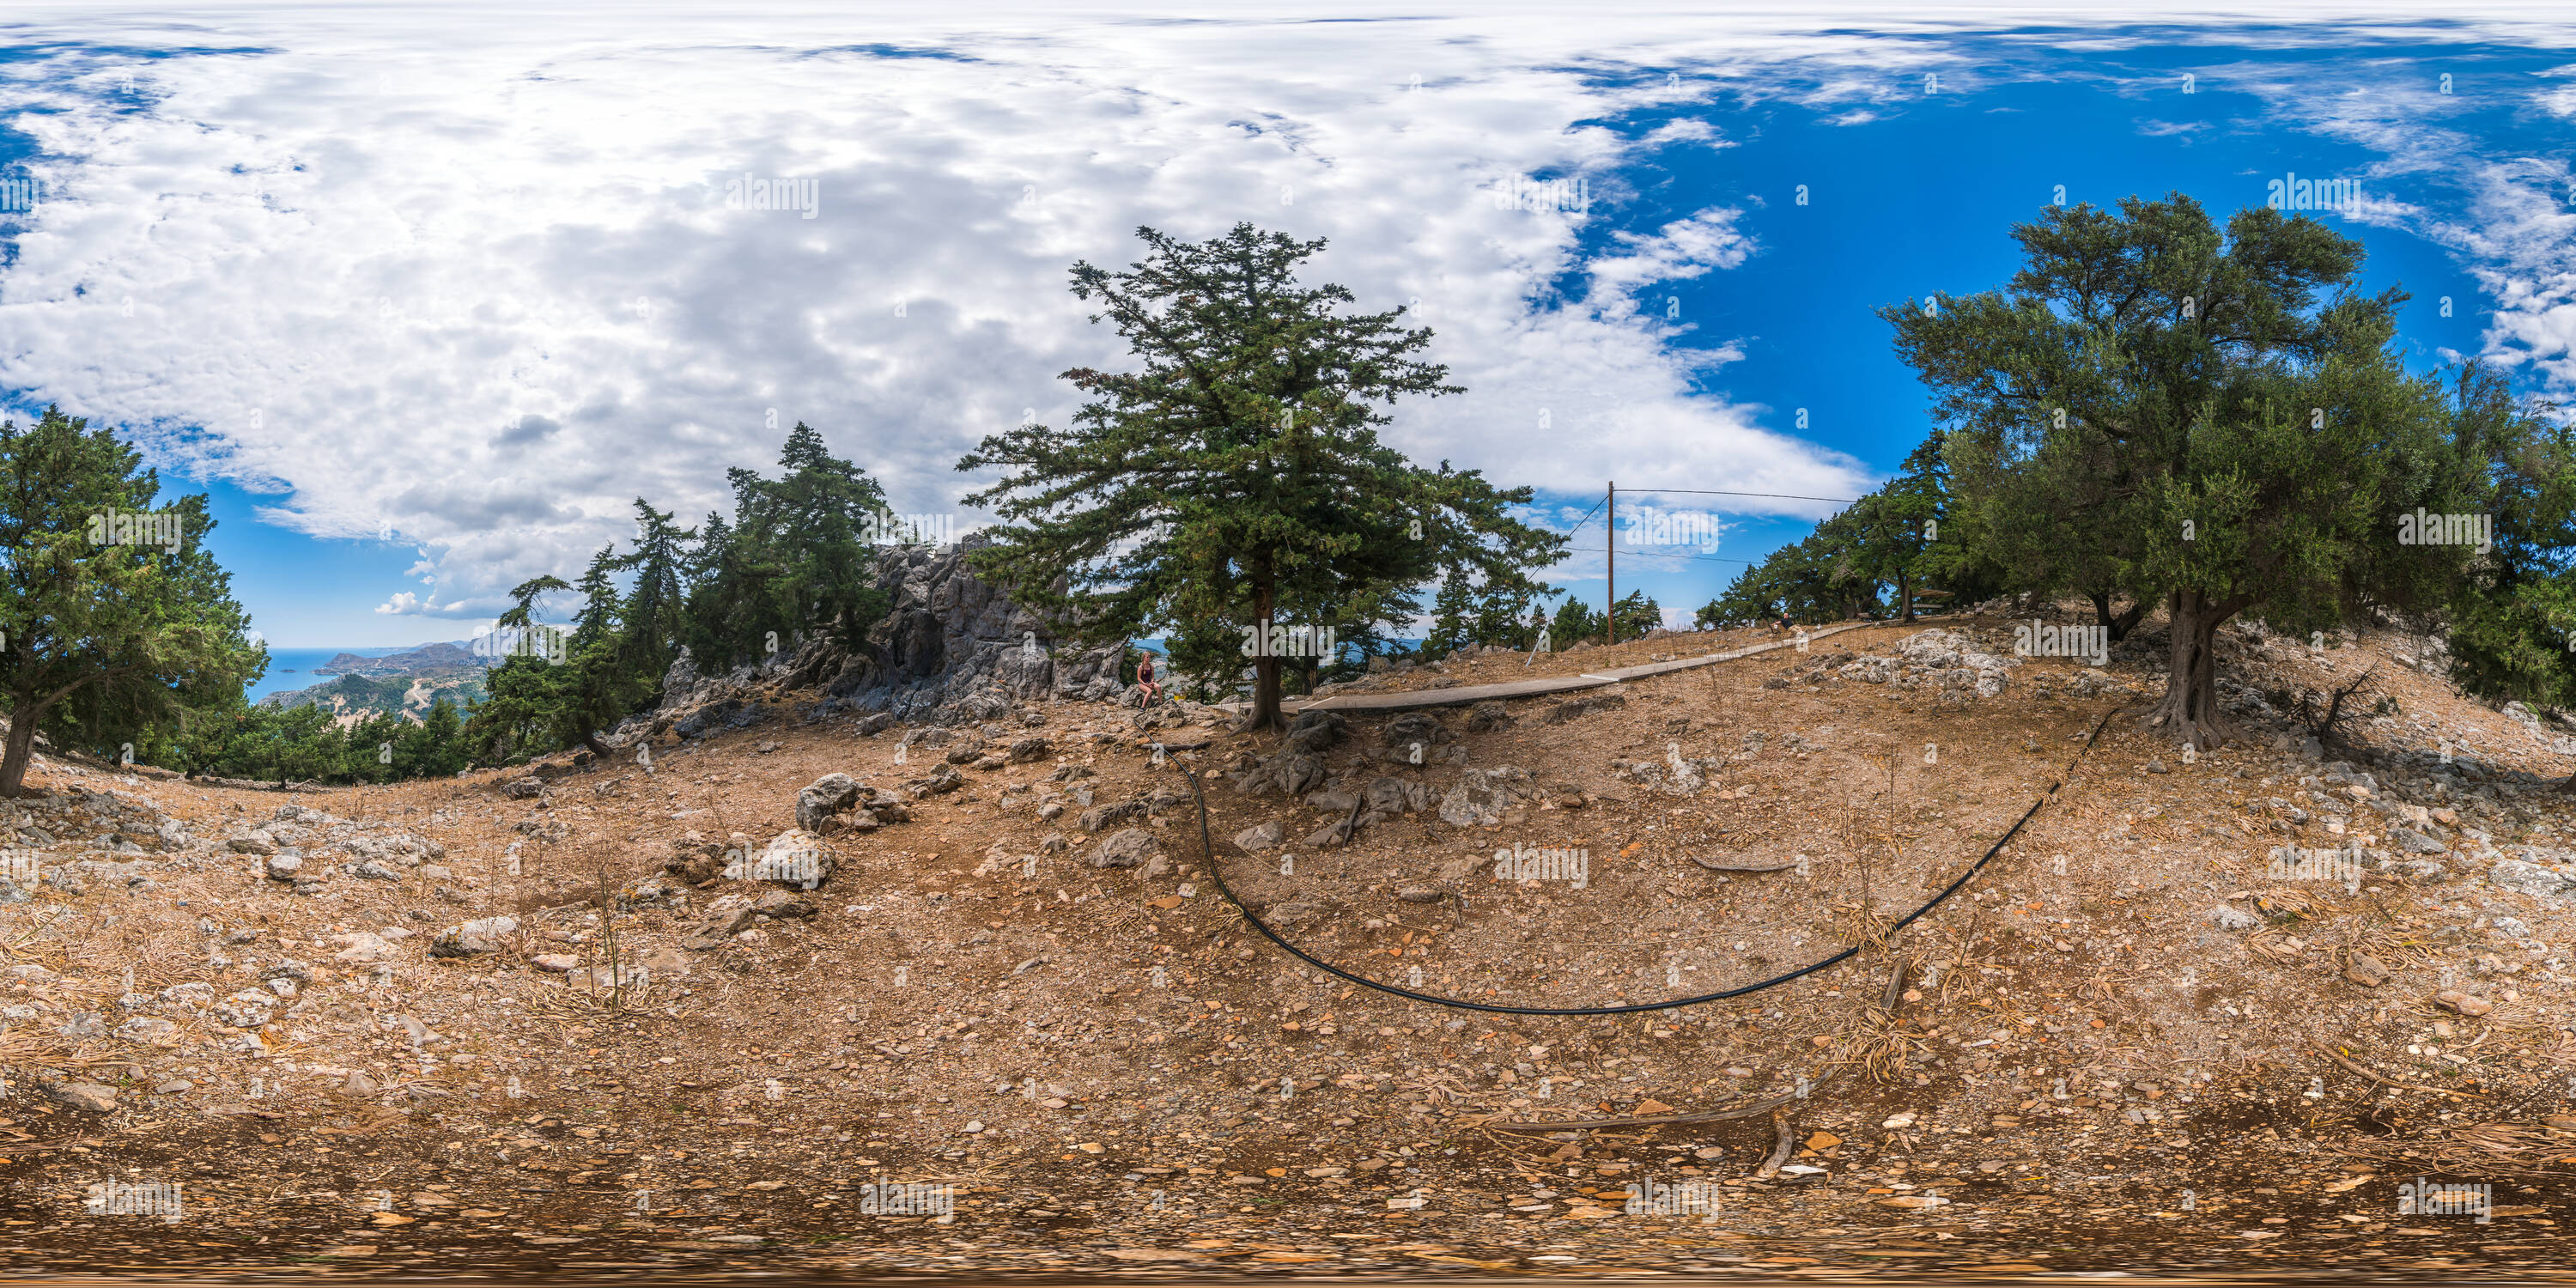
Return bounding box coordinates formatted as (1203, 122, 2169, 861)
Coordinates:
(1606, 481, 1616, 647)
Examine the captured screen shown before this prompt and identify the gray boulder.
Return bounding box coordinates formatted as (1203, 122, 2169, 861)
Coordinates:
(1091, 828, 1160, 869)
(1079, 800, 1148, 833)
(46, 1081, 118, 1113)
(1437, 766, 1541, 827)
(1382, 712, 1455, 751)
(2488, 859, 2576, 902)
(796, 773, 866, 830)
(431, 915, 518, 958)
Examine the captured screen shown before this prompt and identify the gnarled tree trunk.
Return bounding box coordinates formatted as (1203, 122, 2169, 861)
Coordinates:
(2144, 588, 2250, 751)
(2088, 590, 2146, 643)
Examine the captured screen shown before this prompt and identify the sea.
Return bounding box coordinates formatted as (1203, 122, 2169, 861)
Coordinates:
(246, 647, 421, 703)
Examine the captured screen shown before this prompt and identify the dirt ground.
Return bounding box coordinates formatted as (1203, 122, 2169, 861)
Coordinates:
(3, 608, 2574, 1278)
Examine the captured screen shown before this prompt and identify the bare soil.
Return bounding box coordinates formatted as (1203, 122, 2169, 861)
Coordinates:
(3, 609, 2573, 1278)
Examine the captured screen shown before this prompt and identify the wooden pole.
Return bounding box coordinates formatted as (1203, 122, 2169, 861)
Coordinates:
(1606, 481, 1616, 647)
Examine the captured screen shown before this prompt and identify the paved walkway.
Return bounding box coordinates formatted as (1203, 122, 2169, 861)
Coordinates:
(1221, 620, 1889, 716)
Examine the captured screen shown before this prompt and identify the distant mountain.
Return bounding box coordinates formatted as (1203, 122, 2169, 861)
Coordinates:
(313, 641, 483, 677)
(259, 638, 495, 724)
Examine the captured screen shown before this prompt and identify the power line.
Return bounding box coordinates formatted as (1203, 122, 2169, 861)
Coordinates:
(1559, 493, 1610, 538)
(1614, 487, 1862, 504)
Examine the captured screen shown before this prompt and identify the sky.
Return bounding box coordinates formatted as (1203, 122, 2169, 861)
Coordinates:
(0, 3, 2571, 647)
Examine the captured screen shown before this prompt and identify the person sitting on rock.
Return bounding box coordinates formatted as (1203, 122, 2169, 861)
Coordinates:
(1136, 650, 1162, 706)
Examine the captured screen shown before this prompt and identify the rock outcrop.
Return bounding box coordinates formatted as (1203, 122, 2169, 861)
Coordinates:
(647, 533, 1128, 737)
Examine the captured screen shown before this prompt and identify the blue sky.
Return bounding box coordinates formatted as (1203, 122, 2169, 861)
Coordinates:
(0, 6, 2569, 647)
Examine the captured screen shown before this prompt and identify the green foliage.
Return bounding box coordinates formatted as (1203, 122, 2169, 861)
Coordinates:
(0, 406, 264, 794)
(1609, 589, 1662, 640)
(959, 222, 1566, 726)
(1878, 194, 2561, 746)
(683, 427, 893, 673)
(1550, 596, 1605, 646)
(1425, 569, 1550, 657)
(2437, 369, 2576, 714)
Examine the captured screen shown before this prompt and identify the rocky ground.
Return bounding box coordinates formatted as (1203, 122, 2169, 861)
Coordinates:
(4, 608, 2576, 1279)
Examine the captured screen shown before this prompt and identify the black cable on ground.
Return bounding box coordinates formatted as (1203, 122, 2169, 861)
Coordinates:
(1177, 703, 2129, 1017)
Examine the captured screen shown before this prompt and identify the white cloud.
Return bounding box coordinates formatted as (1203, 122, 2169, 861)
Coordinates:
(0, 7, 1920, 617)
(3, 3, 2567, 629)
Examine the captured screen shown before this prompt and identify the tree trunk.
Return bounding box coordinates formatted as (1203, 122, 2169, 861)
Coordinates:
(581, 731, 613, 759)
(1249, 577, 1285, 732)
(2088, 591, 2146, 643)
(1899, 569, 1914, 623)
(2144, 588, 2245, 751)
(0, 707, 40, 798)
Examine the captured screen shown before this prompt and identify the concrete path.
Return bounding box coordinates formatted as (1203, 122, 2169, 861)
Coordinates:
(1228, 620, 1888, 716)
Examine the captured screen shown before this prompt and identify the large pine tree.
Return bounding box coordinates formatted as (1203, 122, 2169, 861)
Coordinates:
(0, 407, 264, 794)
(960, 223, 1564, 729)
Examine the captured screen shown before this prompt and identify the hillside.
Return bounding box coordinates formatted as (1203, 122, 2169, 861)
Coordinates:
(4, 607, 2573, 1275)
(258, 641, 492, 726)
(313, 641, 485, 680)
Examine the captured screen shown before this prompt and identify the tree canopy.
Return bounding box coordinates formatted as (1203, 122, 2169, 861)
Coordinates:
(959, 223, 1565, 727)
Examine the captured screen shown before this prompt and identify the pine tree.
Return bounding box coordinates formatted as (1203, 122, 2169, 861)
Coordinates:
(960, 223, 1564, 729)
(617, 501, 693, 687)
(0, 407, 264, 794)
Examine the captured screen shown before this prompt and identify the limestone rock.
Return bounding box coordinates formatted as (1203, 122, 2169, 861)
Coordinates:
(430, 916, 518, 958)
(1438, 766, 1540, 827)
(2209, 903, 2260, 931)
(46, 1081, 118, 1113)
(681, 895, 757, 950)
(2435, 989, 2494, 1017)
(2488, 859, 2576, 902)
(1382, 712, 1455, 753)
(1091, 828, 1159, 869)
(795, 774, 865, 831)
(1233, 821, 1285, 853)
(1079, 800, 1147, 833)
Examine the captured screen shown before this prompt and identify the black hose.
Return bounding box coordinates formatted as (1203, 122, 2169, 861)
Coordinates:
(1176, 704, 2126, 1016)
